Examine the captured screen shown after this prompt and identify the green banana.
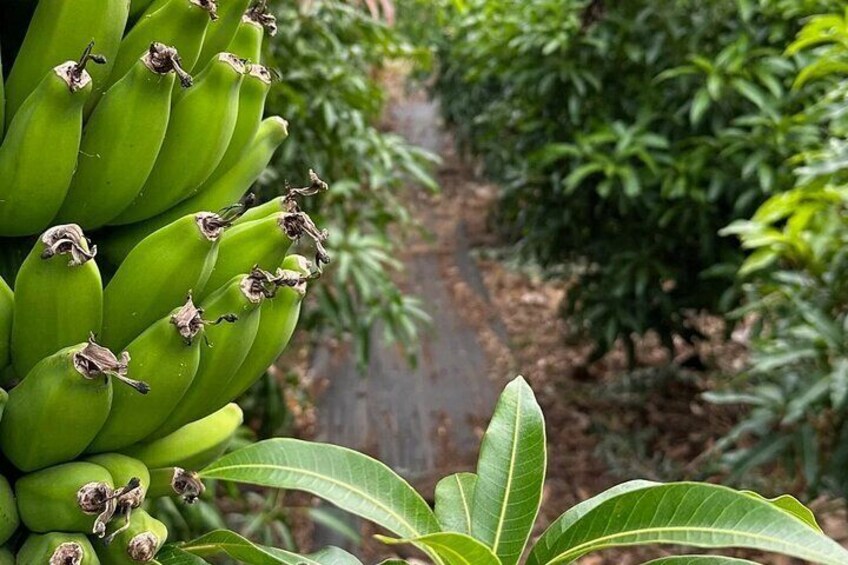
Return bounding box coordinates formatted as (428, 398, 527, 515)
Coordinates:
(145, 270, 269, 437)
(0, 338, 148, 472)
(16, 533, 100, 565)
(85, 454, 151, 499)
(0, 475, 17, 546)
(84, 454, 150, 542)
(196, 0, 253, 70)
(235, 170, 329, 225)
(0, 54, 95, 236)
(215, 255, 310, 406)
(95, 509, 166, 564)
(110, 53, 246, 224)
(200, 213, 298, 300)
(0, 389, 7, 423)
(57, 44, 193, 230)
(88, 298, 206, 453)
(203, 64, 273, 188)
(146, 467, 204, 502)
(100, 212, 228, 350)
(124, 403, 243, 470)
(0, 49, 5, 138)
(3, 0, 128, 121)
(15, 461, 115, 534)
(11, 225, 102, 379)
(94, 115, 289, 257)
(0, 277, 11, 372)
(129, 0, 157, 18)
(229, 3, 277, 61)
(106, 0, 217, 93)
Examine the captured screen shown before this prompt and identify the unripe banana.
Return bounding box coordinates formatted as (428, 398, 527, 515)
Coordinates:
(0, 389, 7, 424)
(129, 0, 157, 18)
(84, 454, 151, 500)
(146, 271, 269, 437)
(100, 213, 228, 350)
(215, 256, 310, 406)
(0, 277, 11, 372)
(57, 44, 193, 230)
(124, 403, 243, 470)
(0, 50, 5, 138)
(0, 338, 148, 472)
(110, 53, 246, 225)
(196, 0, 252, 70)
(16, 533, 100, 565)
(0, 56, 94, 236)
(106, 0, 217, 93)
(200, 213, 299, 300)
(146, 467, 204, 502)
(228, 3, 277, 62)
(84, 454, 150, 541)
(95, 509, 166, 564)
(0, 475, 17, 546)
(202, 64, 273, 188)
(234, 170, 329, 226)
(3, 0, 128, 121)
(94, 116, 289, 257)
(15, 461, 115, 535)
(11, 225, 102, 379)
(88, 298, 206, 453)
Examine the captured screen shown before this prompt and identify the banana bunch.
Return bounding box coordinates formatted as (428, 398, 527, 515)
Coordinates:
(0, 1, 329, 562)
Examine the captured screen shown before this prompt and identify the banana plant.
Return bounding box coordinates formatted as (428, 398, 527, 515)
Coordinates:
(156, 377, 848, 564)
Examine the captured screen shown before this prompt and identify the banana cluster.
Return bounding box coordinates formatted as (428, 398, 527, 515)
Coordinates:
(0, 1, 328, 563)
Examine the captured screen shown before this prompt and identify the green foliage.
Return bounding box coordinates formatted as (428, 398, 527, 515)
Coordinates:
(422, 0, 841, 359)
(708, 9, 848, 497)
(263, 1, 438, 366)
(160, 377, 848, 564)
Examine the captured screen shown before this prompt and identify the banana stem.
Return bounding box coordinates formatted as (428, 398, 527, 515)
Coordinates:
(49, 543, 85, 565)
(76, 481, 117, 538)
(39, 224, 97, 266)
(145, 43, 194, 88)
(171, 295, 205, 344)
(171, 468, 205, 504)
(74, 336, 150, 394)
(193, 0, 219, 20)
(247, 0, 277, 35)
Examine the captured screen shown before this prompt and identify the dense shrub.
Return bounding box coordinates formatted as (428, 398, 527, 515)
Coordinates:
(423, 0, 840, 361)
(709, 11, 848, 497)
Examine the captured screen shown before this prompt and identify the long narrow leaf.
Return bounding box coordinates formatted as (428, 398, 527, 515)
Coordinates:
(471, 376, 546, 565)
(527, 483, 848, 565)
(642, 557, 762, 565)
(377, 533, 501, 565)
(201, 439, 440, 539)
(156, 546, 210, 565)
(435, 473, 477, 535)
(176, 530, 320, 564)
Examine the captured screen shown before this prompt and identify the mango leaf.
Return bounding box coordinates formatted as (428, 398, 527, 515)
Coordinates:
(526, 483, 848, 565)
(642, 557, 762, 565)
(173, 530, 323, 564)
(470, 376, 546, 565)
(741, 492, 821, 532)
(201, 439, 440, 539)
(155, 546, 210, 565)
(435, 473, 477, 534)
(283, 546, 362, 565)
(377, 533, 501, 565)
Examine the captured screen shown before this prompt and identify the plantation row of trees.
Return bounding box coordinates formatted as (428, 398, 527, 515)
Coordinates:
(394, 0, 848, 498)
